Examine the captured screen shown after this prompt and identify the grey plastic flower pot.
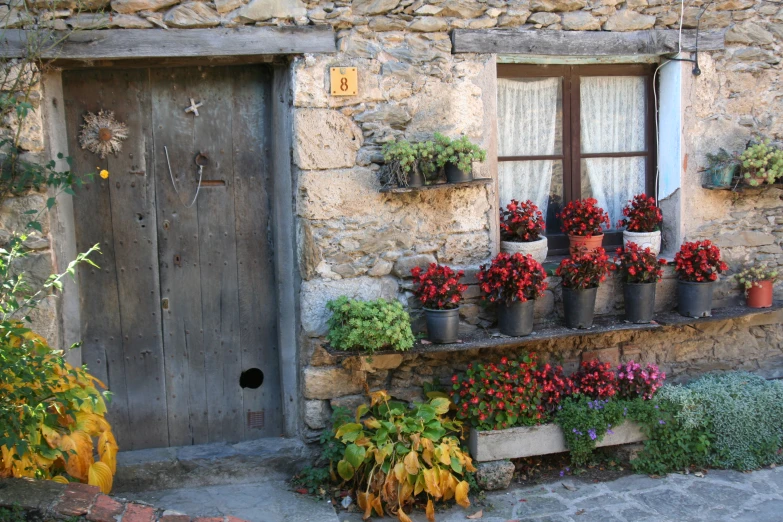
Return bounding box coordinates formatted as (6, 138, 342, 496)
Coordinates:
(624, 282, 657, 324)
(562, 287, 598, 329)
(424, 307, 460, 344)
(497, 299, 534, 337)
(678, 280, 714, 318)
(445, 163, 472, 183)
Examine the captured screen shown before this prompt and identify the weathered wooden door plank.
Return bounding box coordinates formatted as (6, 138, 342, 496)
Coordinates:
(0, 26, 336, 60)
(151, 67, 208, 446)
(232, 67, 282, 438)
(193, 68, 244, 443)
(63, 69, 131, 447)
(103, 69, 169, 449)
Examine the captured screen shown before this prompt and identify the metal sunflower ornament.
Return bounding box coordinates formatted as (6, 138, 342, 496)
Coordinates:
(79, 110, 129, 159)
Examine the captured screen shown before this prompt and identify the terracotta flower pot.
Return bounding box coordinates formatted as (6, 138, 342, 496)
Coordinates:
(746, 280, 773, 309)
(568, 233, 604, 256)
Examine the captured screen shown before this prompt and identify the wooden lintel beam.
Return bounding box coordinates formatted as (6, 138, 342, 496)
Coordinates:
(451, 29, 725, 56)
(0, 25, 336, 60)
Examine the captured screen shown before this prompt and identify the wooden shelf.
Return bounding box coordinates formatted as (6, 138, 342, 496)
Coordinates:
(379, 178, 492, 194)
(702, 182, 783, 192)
(325, 302, 782, 360)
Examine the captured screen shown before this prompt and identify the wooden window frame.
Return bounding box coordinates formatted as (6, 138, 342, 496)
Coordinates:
(497, 63, 657, 253)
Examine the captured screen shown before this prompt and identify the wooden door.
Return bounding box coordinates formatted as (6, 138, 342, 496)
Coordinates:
(63, 66, 281, 450)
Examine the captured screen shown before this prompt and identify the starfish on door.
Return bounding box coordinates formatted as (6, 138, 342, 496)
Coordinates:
(184, 98, 203, 116)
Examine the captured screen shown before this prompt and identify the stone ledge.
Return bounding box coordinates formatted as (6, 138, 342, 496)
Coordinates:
(325, 302, 782, 360)
(469, 421, 646, 462)
(378, 177, 492, 194)
(0, 478, 250, 522)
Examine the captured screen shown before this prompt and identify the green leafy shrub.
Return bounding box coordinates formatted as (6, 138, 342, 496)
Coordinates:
(682, 372, 783, 470)
(332, 390, 474, 521)
(292, 406, 351, 497)
(433, 133, 486, 174)
(326, 297, 414, 354)
(556, 396, 626, 466)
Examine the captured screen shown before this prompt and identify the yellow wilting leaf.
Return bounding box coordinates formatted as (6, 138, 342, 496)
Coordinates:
(98, 430, 118, 474)
(430, 397, 451, 415)
(371, 495, 384, 517)
(40, 425, 61, 449)
(59, 432, 93, 480)
(363, 492, 374, 520)
(442, 473, 458, 501)
(51, 475, 69, 485)
(455, 480, 470, 508)
(394, 461, 406, 482)
(75, 412, 103, 436)
(464, 454, 477, 473)
(422, 468, 442, 499)
(370, 390, 390, 406)
(403, 451, 419, 476)
(414, 472, 425, 496)
(400, 480, 414, 504)
(437, 444, 451, 466)
(410, 433, 421, 452)
(88, 461, 113, 494)
(397, 508, 413, 522)
(364, 418, 381, 430)
(357, 491, 369, 512)
(426, 499, 435, 522)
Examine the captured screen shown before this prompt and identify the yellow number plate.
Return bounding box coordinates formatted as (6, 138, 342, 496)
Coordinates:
(330, 67, 358, 96)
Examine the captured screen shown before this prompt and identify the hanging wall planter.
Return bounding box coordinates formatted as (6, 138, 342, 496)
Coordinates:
(445, 163, 472, 183)
(433, 133, 486, 185)
(497, 300, 534, 337)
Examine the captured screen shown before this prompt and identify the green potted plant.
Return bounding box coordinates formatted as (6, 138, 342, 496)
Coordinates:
(674, 240, 728, 318)
(411, 263, 467, 344)
(613, 243, 667, 324)
(555, 248, 611, 329)
(618, 194, 663, 256)
(433, 133, 486, 183)
(478, 252, 548, 337)
(739, 139, 783, 187)
(326, 296, 414, 353)
(499, 199, 548, 263)
(558, 198, 610, 255)
(704, 148, 740, 188)
(734, 264, 778, 309)
(382, 139, 425, 188)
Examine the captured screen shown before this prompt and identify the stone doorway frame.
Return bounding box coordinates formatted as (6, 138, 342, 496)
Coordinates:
(32, 27, 336, 438)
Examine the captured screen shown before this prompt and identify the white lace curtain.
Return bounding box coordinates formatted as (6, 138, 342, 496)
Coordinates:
(580, 76, 647, 227)
(497, 78, 560, 218)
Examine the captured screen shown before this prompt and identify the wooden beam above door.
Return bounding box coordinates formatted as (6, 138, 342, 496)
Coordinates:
(452, 29, 725, 56)
(1, 25, 336, 61)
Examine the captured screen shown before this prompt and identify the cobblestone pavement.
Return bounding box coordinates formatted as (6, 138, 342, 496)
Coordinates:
(122, 467, 783, 522)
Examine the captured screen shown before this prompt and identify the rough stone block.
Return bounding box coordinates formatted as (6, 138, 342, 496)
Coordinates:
(303, 366, 363, 399)
(163, 3, 220, 28)
(110, 0, 179, 14)
(582, 347, 620, 366)
(236, 0, 306, 21)
(475, 460, 515, 491)
(330, 394, 367, 412)
(0, 478, 64, 511)
(562, 10, 600, 30)
(352, 0, 400, 16)
(304, 399, 332, 430)
(55, 483, 101, 516)
(300, 276, 399, 335)
(293, 109, 363, 170)
(603, 9, 656, 31)
(392, 254, 437, 278)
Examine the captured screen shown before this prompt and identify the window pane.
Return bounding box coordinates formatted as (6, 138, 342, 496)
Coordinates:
(580, 76, 646, 154)
(499, 160, 564, 234)
(581, 157, 645, 229)
(497, 78, 562, 157)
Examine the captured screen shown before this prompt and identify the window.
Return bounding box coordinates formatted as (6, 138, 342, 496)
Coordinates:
(497, 64, 656, 253)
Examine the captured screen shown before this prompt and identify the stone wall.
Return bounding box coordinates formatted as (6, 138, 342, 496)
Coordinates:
(3, 0, 783, 438)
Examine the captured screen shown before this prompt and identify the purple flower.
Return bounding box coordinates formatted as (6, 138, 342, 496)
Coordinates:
(559, 470, 565, 477)
(607, 429, 614, 435)
(588, 428, 597, 441)
(659, 419, 666, 425)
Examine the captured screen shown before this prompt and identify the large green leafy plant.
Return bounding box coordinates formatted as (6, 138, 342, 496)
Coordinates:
(326, 297, 414, 354)
(333, 391, 474, 522)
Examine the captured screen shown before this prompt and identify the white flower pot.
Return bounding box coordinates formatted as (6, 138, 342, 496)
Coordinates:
(622, 230, 661, 255)
(500, 236, 548, 264)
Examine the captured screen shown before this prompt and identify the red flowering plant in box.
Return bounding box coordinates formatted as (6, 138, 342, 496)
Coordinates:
(477, 253, 548, 305)
(411, 263, 468, 310)
(617, 194, 663, 232)
(499, 199, 545, 242)
(616, 361, 665, 400)
(674, 240, 729, 282)
(450, 354, 544, 431)
(614, 243, 667, 284)
(555, 247, 612, 289)
(571, 360, 617, 399)
(534, 363, 575, 414)
(558, 198, 610, 237)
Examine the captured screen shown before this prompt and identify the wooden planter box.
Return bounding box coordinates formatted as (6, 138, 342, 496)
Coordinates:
(468, 421, 647, 462)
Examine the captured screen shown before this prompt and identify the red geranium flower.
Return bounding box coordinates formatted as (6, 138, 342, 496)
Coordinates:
(674, 240, 728, 283)
(411, 263, 468, 310)
(477, 252, 548, 305)
(617, 194, 663, 232)
(500, 199, 546, 242)
(558, 198, 610, 237)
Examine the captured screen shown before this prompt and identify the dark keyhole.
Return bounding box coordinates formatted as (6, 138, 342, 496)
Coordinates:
(240, 368, 264, 389)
